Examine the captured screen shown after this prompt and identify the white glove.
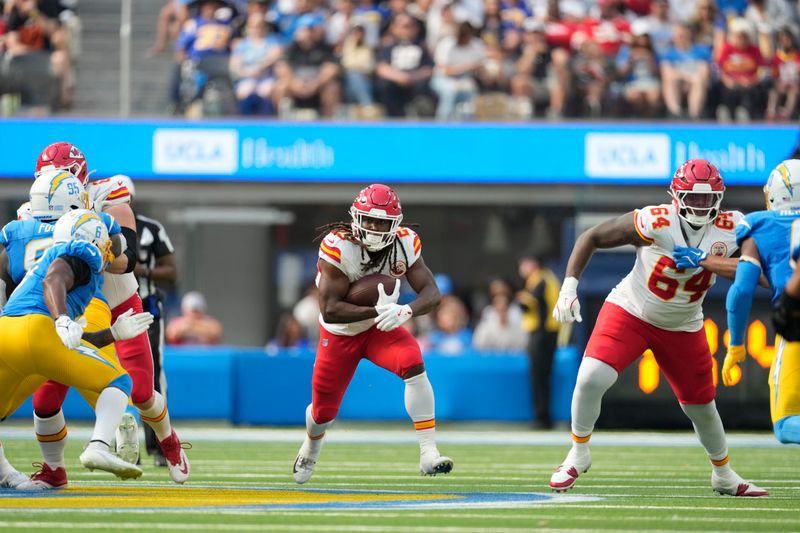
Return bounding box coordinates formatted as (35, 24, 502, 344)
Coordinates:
(375, 303, 413, 332)
(55, 315, 84, 349)
(376, 279, 401, 308)
(552, 277, 582, 323)
(110, 309, 154, 341)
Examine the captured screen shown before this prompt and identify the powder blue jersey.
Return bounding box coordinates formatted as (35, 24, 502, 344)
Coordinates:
(2, 240, 105, 319)
(736, 208, 800, 301)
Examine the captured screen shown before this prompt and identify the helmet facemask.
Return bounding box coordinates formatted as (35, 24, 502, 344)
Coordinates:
(672, 187, 723, 226)
(349, 207, 403, 252)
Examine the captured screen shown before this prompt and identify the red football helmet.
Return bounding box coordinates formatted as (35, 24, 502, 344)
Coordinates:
(350, 184, 403, 252)
(670, 159, 725, 226)
(34, 142, 90, 185)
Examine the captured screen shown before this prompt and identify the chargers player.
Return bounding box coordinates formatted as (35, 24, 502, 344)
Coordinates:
(723, 159, 800, 444)
(293, 184, 452, 484)
(550, 159, 768, 497)
(0, 209, 152, 479)
(1, 170, 136, 489)
(33, 142, 190, 485)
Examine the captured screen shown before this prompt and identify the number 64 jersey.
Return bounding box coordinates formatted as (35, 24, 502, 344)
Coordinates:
(606, 203, 743, 332)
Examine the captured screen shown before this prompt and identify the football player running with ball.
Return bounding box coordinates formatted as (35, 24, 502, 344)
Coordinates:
(550, 159, 768, 497)
(293, 184, 452, 484)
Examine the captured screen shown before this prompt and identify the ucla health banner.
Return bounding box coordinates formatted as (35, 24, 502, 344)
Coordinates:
(1, 119, 797, 184)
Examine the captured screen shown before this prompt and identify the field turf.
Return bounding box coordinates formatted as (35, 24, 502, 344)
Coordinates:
(0, 424, 798, 532)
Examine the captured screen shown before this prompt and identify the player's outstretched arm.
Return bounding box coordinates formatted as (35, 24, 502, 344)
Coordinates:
(318, 261, 379, 324)
(723, 238, 762, 386)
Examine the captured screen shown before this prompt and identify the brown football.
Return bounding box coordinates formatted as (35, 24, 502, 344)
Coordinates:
(345, 273, 397, 306)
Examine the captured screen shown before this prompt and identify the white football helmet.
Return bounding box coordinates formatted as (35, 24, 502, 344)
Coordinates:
(17, 202, 33, 221)
(53, 209, 114, 267)
(764, 160, 800, 211)
(30, 169, 89, 222)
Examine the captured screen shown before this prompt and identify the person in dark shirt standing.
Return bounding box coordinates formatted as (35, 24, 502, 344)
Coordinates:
(124, 178, 178, 467)
(516, 251, 561, 429)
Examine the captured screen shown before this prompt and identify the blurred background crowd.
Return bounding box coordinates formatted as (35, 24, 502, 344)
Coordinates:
(1, 0, 800, 121)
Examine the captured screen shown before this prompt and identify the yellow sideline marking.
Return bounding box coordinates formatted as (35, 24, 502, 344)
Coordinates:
(0, 486, 460, 509)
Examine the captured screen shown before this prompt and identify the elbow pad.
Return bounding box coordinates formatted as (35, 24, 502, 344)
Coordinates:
(726, 260, 761, 346)
(120, 227, 138, 274)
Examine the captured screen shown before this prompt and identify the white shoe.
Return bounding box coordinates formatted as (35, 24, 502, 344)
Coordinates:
(712, 470, 769, 497)
(80, 447, 142, 480)
(158, 430, 190, 484)
(550, 450, 591, 492)
(115, 413, 140, 465)
(293, 437, 322, 484)
(0, 467, 29, 489)
(419, 451, 453, 476)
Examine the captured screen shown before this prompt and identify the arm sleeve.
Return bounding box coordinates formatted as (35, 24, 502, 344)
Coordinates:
(120, 226, 138, 274)
(61, 255, 93, 287)
(725, 260, 761, 346)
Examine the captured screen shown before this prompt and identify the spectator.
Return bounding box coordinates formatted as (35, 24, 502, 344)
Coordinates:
(266, 312, 310, 352)
(716, 18, 765, 122)
(293, 285, 320, 343)
(170, 0, 235, 112)
(641, 0, 673, 56)
(229, 13, 283, 115)
(766, 26, 800, 121)
(576, 0, 630, 58)
(688, 0, 726, 58)
(166, 291, 224, 345)
(428, 295, 472, 355)
(376, 13, 434, 117)
(473, 280, 527, 352)
(570, 37, 609, 116)
(669, 0, 699, 23)
(149, 0, 191, 56)
(615, 21, 662, 118)
(326, 0, 357, 51)
(516, 252, 560, 430)
(431, 20, 486, 120)
(232, 0, 271, 41)
(744, 0, 798, 59)
(660, 23, 712, 119)
(341, 23, 376, 106)
(4, 0, 73, 107)
(510, 18, 566, 119)
(273, 15, 341, 117)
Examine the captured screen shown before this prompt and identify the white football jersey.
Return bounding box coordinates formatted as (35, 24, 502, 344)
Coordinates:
(606, 203, 742, 332)
(316, 228, 422, 336)
(88, 177, 139, 309)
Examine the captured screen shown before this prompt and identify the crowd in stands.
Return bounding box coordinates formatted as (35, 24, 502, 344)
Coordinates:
(0, 0, 79, 111)
(162, 0, 800, 121)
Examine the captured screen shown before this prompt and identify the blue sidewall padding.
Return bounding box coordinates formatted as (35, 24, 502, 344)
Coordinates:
(7, 346, 578, 423)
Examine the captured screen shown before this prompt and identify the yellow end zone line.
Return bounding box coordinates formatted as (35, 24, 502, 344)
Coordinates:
(0, 486, 461, 509)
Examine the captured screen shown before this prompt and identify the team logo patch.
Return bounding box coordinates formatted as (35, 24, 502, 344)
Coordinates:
(390, 260, 407, 277)
(322, 339, 329, 347)
(710, 242, 728, 257)
(0, 485, 601, 511)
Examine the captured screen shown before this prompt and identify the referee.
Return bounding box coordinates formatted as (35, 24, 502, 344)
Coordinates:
(124, 177, 178, 466)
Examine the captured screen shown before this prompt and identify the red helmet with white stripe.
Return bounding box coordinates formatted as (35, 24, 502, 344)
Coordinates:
(670, 159, 725, 226)
(350, 184, 403, 252)
(35, 141, 90, 185)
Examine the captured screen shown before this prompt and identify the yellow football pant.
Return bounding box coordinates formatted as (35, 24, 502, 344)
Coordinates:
(770, 336, 800, 423)
(0, 313, 128, 420)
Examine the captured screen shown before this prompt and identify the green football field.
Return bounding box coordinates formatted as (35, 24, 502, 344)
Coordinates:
(1, 424, 798, 532)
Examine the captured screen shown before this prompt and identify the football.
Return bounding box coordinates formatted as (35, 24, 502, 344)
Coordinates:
(345, 273, 397, 306)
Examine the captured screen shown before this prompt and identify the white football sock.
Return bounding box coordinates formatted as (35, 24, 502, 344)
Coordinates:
(301, 404, 332, 457)
(680, 401, 731, 473)
(404, 372, 437, 455)
(139, 391, 172, 441)
(0, 443, 16, 476)
(90, 387, 129, 449)
(34, 410, 68, 468)
(571, 357, 618, 437)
